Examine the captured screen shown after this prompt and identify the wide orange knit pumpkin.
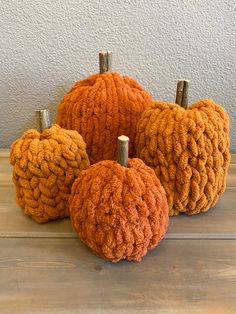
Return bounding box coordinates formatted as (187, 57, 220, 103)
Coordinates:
(56, 52, 152, 164)
(69, 157, 169, 262)
(135, 97, 230, 216)
(10, 124, 90, 223)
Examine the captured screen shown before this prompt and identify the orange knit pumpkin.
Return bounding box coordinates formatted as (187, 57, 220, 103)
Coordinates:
(69, 158, 169, 262)
(10, 124, 90, 223)
(56, 54, 152, 164)
(135, 99, 230, 216)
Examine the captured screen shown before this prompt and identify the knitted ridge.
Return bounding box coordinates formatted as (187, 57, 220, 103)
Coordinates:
(10, 124, 90, 223)
(69, 158, 169, 262)
(56, 72, 152, 164)
(135, 99, 230, 216)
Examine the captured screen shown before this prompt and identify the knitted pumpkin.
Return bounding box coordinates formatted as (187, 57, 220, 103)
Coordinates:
(56, 51, 152, 164)
(69, 136, 169, 262)
(135, 80, 230, 216)
(10, 111, 90, 223)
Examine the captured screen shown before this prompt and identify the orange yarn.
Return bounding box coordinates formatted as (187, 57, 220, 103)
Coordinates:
(135, 99, 230, 216)
(10, 124, 90, 223)
(69, 158, 169, 262)
(56, 72, 152, 164)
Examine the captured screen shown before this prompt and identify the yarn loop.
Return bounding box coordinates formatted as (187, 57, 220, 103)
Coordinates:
(56, 72, 152, 163)
(69, 158, 169, 262)
(10, 124, 90, 223)
(135, 99, 230, 216)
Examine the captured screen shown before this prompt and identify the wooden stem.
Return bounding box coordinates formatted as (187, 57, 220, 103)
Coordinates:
(117, 135, 129, 167)
(36, 110, 51, 132)
(99, 51, 112, 74)
(175, 80, 189, 109)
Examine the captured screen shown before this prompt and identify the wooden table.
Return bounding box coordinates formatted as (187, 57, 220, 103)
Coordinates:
(1, 149, 236, 314)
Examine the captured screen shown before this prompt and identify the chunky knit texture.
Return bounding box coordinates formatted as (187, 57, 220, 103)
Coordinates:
(56, 72, 152, 164)
(135, 99, 230, 216)
(69, 158, 169, 262)
(10, 124, 90, 223)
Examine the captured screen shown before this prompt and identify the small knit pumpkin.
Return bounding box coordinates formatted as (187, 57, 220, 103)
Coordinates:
(56, 51, 152, 164)
(10, 121, 90, 223)
(135, 81, 230, 216)
(69, 136, 169, 262)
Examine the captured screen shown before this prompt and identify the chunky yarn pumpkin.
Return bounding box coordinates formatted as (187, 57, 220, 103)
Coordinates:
(56, 72, 152, 164)
(10, 124, 90, 223)
(135, 99, 230, 216)
(69, 158, 169, 262)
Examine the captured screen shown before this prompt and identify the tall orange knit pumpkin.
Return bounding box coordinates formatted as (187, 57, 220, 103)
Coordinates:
(56, 51, 152, 164)
(69, 136, 169, 262)
(135, 80, 230, 216)
(10, 111, 90, 223)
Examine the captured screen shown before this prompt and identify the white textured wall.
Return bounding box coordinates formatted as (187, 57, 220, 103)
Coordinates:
(0, 0, 235, 151)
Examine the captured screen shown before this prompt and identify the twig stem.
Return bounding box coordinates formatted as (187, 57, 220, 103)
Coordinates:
(117, 135, 129, 167)
(36, 110, 51, 132)
(99, 51, 112, 73)
(175, 80, 189, 109)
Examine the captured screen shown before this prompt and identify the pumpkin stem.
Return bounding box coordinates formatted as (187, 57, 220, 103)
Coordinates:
(118, 135, 129, 167)
(99, 51, 112, 73)
(175, 80, 189, 109)
(36, 109, 51, 132)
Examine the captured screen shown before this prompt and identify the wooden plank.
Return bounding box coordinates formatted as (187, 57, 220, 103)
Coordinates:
(168, 187, 236, 236)
(1, 150, 236, 239)
(0, 149, 11, 175)
(231, 154, 236, 163)
(0, 149, 10, 157)
(0, 204, 74, 238)
(0, 186, 16, 204)
(0, 238, 235, 314)
(0, 183, 16, 205)
(0, 158, 11, 175)
(0, 188, 235, 239)
(227, 164, 236, 187)
(1, 151, 236, 187)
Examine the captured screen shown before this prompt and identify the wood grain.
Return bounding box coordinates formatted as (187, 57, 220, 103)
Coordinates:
(0, 157, 11, 175)
(0, 188, 235, 239)
(36, 109, 51, 131)
(175, 80, 184, 106)
(0, 238, 235, 314)
(168, 187, 236, 236)
(0, 204, 74, 238)
(1, 149, 236, 313)
(0, 149, 10, 157)
(182, 80, 189, 109)
(99, 51, 112, 73)
(0, 186, 235, 238)
(117, 135, 129, 167)
(175, 80, 189, 108)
